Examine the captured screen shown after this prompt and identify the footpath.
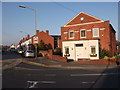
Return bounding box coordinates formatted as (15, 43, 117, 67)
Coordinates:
(1, 57, 119, 70)
(22, 57, 118, 70)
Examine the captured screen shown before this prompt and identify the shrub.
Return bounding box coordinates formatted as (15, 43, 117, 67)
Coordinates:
(110, 56, 116, 59)
(100, 49, 109, 59)
(54, 47, 62, 56)
(114, 52, 118, 56)
(38, 40, 45, 50)
(104, 56, 109, 59)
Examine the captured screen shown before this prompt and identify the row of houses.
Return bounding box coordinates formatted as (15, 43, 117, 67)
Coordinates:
(19, 30, 61, 51)
(18, 12, 120, 61)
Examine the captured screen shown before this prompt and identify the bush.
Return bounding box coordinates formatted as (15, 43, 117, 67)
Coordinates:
(38, 40, 45, 50)
(104, 56, 109, 59)
(110, 56, 116, 59)
(114, 52, 118, 56)
(54, 47, 62, 56)
(100, 49, 109, 59)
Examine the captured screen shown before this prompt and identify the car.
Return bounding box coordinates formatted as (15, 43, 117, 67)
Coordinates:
(24, 50, 35, 58)
(17, 49, 23, 54)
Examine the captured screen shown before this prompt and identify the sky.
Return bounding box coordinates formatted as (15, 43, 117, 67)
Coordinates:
(1, 1, 119, 46)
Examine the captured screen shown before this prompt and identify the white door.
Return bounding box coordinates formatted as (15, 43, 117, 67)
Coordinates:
(75, 44, 87, 60)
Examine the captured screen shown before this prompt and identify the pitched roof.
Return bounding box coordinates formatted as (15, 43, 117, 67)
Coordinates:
(64, 12, 104, 26)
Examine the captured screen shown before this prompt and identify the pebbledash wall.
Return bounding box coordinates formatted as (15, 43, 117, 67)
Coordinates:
(60, 12, 116, 61)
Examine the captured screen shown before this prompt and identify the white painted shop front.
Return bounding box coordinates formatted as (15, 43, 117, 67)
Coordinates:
(62, 40, 99, 61)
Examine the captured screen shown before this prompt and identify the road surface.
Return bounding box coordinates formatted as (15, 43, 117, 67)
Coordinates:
(2, 51, 120, 88)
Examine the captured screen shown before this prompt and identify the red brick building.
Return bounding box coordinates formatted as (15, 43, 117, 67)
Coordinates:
(32, 30, 54, 49)
(60, 12, 116, 61)
(19, 30, 58, 50)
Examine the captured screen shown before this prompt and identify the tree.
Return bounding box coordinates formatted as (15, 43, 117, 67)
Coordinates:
(100, 49, 109, 59)
(116, 40, 120, 46)
(38, 40, 45, 50)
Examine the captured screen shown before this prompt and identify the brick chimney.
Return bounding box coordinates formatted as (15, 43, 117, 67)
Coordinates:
(27, 34, 30, 39)
(23, 38, 24, 41)
(46, 30, 49, 35)
(36, 30, 39, 35)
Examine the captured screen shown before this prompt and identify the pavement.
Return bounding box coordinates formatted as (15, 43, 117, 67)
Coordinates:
(1, 50, 119, 70)
(21, 57, 119, 70)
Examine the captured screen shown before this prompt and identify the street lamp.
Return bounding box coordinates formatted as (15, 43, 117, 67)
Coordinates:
(19, 5, 38, 59)
(19, 5, 37, 31)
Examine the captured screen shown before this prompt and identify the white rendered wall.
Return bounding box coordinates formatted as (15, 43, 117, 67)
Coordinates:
(62, 40, 99, 61)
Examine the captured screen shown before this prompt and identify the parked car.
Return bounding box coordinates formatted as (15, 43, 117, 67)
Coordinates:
(17, 49, 23, 54)
(24, 50, 35, 58)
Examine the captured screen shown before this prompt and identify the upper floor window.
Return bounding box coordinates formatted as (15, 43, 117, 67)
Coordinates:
(92, 28, 99, 37)
(69, 31, 74, 39)
(80, 29, 86, 38)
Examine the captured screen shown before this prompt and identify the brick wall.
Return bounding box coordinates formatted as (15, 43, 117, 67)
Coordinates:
(76, 59, 118, 65)
(39, 50, 49, 57)
(32, 30, 54, 49)
(38, 50, 67, 62)
(61, 21, 116, 57)
(48, 50, 67, 62)
(66, 12, 101, 25)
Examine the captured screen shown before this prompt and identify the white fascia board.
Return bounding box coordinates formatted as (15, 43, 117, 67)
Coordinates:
(63, 21, 104, 27)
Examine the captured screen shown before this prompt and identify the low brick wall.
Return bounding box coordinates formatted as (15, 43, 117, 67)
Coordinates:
(50, 55, 67, 62)
(48, 50, 67, 62)
(39, 50, 49, 57)
(39, 50, 67, 62)
(77, 59, 118, 65)
(39, 50, 120, 64)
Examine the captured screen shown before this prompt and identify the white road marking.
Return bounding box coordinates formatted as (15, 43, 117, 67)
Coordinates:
(45, 74, 56, 76)
(26, 80, 56, 88)
(82, 81, 95, 84)
(70, 73, 119, 76)
(27, 81, 38, 88)
(40, 81, 56, 84)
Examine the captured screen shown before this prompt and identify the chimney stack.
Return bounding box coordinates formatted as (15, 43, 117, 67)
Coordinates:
(36, 30, 39, 35)
(27, 34, 30, 39)
(46, 30, 49, 35)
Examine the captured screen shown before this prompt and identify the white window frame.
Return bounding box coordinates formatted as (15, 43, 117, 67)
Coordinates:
(90, 46, 96, 55)
(80, 29, 86, 38)
(92, 28, 99, 37)
(69, 31, 74, 39)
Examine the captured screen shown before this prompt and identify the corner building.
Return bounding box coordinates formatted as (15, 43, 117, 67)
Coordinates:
(61, 12, 116, 61)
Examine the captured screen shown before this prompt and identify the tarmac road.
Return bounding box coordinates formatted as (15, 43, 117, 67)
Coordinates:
(2, 61, 120, 88)
(2, 51, 120, 88)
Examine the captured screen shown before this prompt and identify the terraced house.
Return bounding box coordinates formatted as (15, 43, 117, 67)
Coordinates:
(60, 12, 116, 61)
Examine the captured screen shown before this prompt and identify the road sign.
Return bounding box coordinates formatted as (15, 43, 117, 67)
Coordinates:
(33, 36, 38, 44)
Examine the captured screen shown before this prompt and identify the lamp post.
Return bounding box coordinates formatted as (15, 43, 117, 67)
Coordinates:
(19, 5, 38, 59)
(19, 5, 37, 31)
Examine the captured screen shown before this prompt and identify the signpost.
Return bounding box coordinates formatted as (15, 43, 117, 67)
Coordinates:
(33, 36, 38, 59)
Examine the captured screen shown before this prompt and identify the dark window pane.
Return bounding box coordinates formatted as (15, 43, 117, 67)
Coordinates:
(75, 44, 83, 47)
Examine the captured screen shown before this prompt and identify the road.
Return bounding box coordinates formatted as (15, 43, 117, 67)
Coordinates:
(2, 51, 120, 88)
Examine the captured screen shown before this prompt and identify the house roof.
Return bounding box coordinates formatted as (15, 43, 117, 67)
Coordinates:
(64, 12, 104, 27)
